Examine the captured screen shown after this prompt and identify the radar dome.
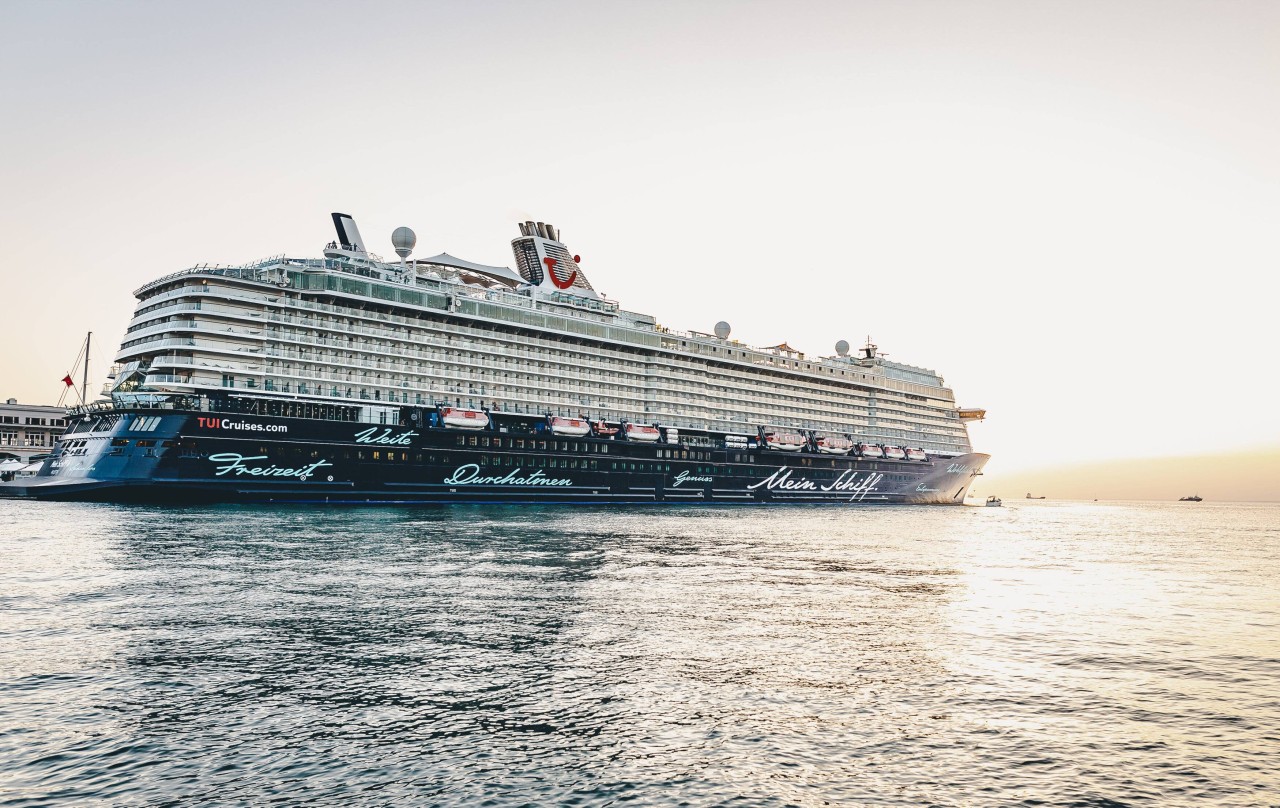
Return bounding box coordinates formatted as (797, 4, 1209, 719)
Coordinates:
(714, 321, 731, 339)
(391, 226, 417, 259)
(835, 339, 850, 357)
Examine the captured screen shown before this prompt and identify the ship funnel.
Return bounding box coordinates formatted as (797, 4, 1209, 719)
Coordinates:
(331, 212, 366, 253)
(511, 217, 596, 297)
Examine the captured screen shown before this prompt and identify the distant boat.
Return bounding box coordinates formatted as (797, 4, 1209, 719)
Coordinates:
(1026, 492, 1046, 499)
(1178, 494, 1203, 502)
(985, 495, 1003, 507)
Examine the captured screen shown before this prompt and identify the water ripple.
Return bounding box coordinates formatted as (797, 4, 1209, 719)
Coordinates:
(0, 501, 1277, 806)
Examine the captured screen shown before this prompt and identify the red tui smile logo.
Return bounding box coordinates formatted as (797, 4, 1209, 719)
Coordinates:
(543, 256, 577, 289)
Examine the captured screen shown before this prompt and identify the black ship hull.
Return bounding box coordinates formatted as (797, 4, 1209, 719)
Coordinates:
(0, 407, 988, 505)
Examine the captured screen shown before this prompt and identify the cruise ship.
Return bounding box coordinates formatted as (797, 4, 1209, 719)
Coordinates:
(0, 213, 989, 503)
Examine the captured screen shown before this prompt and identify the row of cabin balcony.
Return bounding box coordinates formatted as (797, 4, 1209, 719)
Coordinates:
(123, 308, 955, 416)
(253, 346, 937, 424)
(142, 276, 954, 399)
(134, 294, 953, 405)
(123, 331, 962, 431)
(128, 334, 953, 429)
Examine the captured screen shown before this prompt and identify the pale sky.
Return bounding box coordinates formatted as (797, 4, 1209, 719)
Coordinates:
(2, 0, 1277, 480)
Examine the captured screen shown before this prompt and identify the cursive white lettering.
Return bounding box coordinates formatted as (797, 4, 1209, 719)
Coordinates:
(748, 466, 883, 500)
(207, 453, 333, 481)
(354, 427, 418, 446)
(442, 463, 572, 487)
(672, 470, 713, 487)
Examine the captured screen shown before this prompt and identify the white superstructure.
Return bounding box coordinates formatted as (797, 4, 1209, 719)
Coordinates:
(111, 216, 976, 455)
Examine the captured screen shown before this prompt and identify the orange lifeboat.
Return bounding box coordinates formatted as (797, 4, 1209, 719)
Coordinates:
(883, 446, 906, 460)
(857, 443, 884, 459)
(550, 416, 590, 437)
(440, 407, 489, 429)
(765, 432, 806, 451)
(816, 436, 853, 455)
(905, 447, 928, 461)
(625, 424, 660, 442)
(592, 421, 619, 437)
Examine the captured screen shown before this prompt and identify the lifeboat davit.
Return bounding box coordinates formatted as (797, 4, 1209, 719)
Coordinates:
(765, 432, 806, 451)
(549, 416, 590, 437)
(593, 420, 619, 436)
(906, 447, 928, 462)
(440, 407, 489, 429)
(816, 436, 853, 455)
(625, 424, 660, 442)
(883, 446, 906, 460)
(857, 443, 884, 459)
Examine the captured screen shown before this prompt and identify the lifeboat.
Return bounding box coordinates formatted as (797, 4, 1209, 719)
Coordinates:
(905, 447, 928, 462)
(592, 420, 619, 437)
(883, 446, 906, 460)
(816, 436, 853, 455)
(857, 443, 884, 459)
(764, 432, 806, 451)
(549, 416, 590, 437)
(625, 424, 660, 442)
(440, 407, 489, 429)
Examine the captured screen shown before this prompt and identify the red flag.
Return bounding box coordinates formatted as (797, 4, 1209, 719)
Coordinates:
(62, 375, 74, 387)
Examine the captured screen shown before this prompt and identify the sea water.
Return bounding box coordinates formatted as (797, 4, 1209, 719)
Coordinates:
(1, 501, 1276, 806)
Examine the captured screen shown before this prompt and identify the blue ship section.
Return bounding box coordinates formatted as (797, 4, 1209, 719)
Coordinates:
(0, 407, 988, 505)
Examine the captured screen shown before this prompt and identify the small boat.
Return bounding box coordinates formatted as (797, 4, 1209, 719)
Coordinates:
(883, 446, 906, 461)
(441, 407, 489, 429)
(764, 432, 806, 451)
(816, 436, 853, 455)
(624, 423, 660, 442)
(905, 447, 927, 462)
(857, 443, 884, 459)
(1178, 494, 1203, 502)
(549, 416, 590, 437)
(592, 420, 619, 437)
(985, 495, 1002, 507)
(1025, 493, 1045, 499)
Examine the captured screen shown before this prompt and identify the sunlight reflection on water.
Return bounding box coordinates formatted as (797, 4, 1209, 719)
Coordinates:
(0, 500, 1276, 806)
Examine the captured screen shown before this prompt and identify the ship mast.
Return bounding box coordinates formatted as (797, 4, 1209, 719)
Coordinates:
(82, 332, 91, 406)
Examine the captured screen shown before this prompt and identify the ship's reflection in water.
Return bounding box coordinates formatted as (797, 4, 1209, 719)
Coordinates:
(1, 502, 1276, 805)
